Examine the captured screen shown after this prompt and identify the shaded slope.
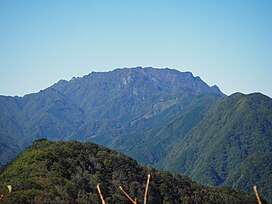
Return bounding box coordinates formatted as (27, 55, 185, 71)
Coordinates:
(111, 93, 220, 165)
(156, 93, 272, 199)
(0, 139, 261, 204)
(0, 89, 85, 166)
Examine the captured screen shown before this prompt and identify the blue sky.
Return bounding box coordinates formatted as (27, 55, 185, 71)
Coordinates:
(0, 0, 272, 97)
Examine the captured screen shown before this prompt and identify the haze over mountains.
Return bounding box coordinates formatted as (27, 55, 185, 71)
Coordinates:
(0, 67, 271, 200)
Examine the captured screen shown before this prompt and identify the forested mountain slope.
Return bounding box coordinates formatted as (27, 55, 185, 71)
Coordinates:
(0, 139, 262, 204)
(156, 93, 272, 200)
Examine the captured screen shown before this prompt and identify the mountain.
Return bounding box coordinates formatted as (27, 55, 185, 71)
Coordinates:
(0, 67, 224, 166)
(1, 67, 271, 200)
(0, 89, 86, 165)
(155, 93, 272, 200)
(110, 93, 220, 165)
(0, 139, 263, 203)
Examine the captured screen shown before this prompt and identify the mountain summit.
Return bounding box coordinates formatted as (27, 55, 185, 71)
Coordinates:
(52, 67, 224, 97)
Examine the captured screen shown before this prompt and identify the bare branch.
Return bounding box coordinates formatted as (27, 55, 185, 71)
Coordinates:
(7, 185, 12, 193)
(253, 186, 262, 204)
(96, 183, 106, 204)
(119, 186, 137, 204)
(144, 174, 151, 204)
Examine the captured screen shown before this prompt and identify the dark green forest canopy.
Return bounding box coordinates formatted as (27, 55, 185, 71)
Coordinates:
(154, 93, 272, 200)
(0, 139, 266, 204)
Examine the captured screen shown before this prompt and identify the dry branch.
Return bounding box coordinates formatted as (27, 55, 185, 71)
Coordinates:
(144, 174, 151, 204)
(96, 184, 106, 204)
(119, 186, 137, 204)
(98, 174, 150, 204)
(253, 186, 262, 204)
(0, 185, 13, 200)
(7, 185, 12, 193)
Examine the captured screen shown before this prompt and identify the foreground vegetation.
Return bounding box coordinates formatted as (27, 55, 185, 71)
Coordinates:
(0, 139, 266, 203)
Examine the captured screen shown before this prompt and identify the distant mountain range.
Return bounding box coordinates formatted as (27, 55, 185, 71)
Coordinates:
(0, 67, 271, 200)
(0, 139, 263, 203)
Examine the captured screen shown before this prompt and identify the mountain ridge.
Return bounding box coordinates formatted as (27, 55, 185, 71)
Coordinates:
(155, 92, 272, 199)
(0, 67, 271, 200)
(0, 67, 224, 166)
(0, 139, 263, 203)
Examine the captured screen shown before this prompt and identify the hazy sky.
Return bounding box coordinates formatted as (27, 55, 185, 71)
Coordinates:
(0, 0, 272, 97)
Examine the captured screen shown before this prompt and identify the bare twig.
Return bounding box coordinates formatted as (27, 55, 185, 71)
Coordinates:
(7, 185, 12, 193)
(253, 186, 262, 204)
(144, 174, 151, 204)
(0, 185, 13, 200)
(96, 184, 106, 204)
(98, 174, 150, 204)
(119, 186, 137, 204)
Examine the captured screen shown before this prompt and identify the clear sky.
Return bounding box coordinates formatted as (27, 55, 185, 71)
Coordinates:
(0, 0, 272, 97)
